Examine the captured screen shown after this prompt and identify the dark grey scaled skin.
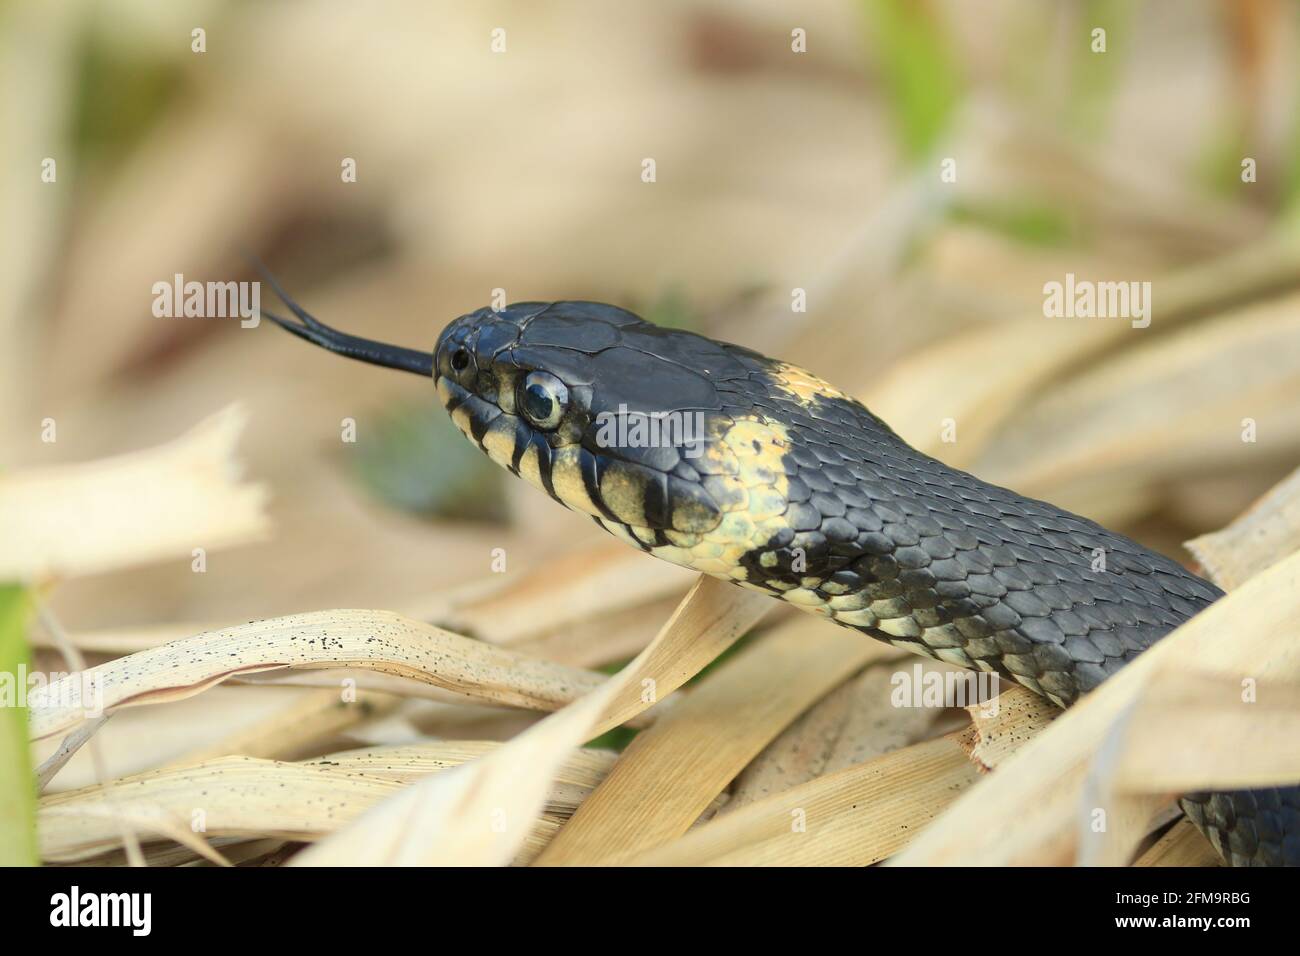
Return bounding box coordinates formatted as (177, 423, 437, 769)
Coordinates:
(263, 282, 1298, 865)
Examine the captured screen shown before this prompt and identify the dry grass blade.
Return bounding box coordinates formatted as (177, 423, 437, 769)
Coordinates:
(36, 717, 110, 792)
(0, 405, 268, 581)
(42, 802, 233, 867)
(29, 610, 607, 742)
(892, 546, 1300, 866)
(290, 574, 769, 866)
(534, 616, 887, 865)
(1187, 463, 1300, 589)
(1135, 820, 1223, 867)
(975, 293, 1300, 501)
(584, 577, 772, 740)
(306, 740, 617, 785)
(40, 743, 614, 864)
(1110, 670, 1300, 792)
(511, 593, 685, 669)
(1073, 714, 1173, 868)
(624, 734, 980, 866)
(60, 836, 271, 869)
(866, 236, 1300, 466)
(28, 622, 213, 656)
(724, 656, 937, 810)
(169, 688, 403, 766)
(433, 540, 694, 646)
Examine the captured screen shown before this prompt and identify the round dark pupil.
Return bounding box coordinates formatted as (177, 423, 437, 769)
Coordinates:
(523, 382, 556, 422)
(451, 349, 470, 371)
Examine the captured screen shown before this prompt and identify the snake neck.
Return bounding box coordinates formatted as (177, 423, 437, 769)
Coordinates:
(588, 356, 1222, 710)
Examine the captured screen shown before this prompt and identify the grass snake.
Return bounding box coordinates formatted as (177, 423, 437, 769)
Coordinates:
(264, 278, 1298, 866)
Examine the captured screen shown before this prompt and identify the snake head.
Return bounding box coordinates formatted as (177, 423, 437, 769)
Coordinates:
(434, 302, 729, 534)
(432, 301, 857, 585)
(259, 264, 866, 587)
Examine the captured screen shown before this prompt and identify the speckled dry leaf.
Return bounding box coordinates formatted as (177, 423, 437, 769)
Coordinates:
(291, 574, 769, 866)
(892, 547, 1300, 866)
(957, 684, 1058, 771)
(0, 404, 268, 581)
(534, 615, 885, 865)
(29, 609, 606, 742)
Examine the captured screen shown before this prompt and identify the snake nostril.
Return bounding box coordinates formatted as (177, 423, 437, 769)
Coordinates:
(451, 348, 470, 372)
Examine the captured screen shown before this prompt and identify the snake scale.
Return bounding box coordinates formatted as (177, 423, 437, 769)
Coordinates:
(265, 278, 1298, 867)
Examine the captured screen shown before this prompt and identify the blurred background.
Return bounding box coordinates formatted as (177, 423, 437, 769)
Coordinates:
(6, 1, 1300, 780)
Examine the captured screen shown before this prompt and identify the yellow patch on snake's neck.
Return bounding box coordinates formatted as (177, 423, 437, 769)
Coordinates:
(641, 415, 793, 583)
(449, 385, 801, 588)
(768, 361, 851, 408)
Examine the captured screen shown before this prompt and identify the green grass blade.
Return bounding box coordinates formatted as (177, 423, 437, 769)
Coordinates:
(0, 585, 37, 866)
(861, 0, 962, 160)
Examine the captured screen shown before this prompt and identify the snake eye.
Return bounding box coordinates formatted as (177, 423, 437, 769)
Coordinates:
(451, 348, 470, 372)
(518, 371, 568, 430)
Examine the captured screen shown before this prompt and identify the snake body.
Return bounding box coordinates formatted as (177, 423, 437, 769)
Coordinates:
(267, 284, 1298, 865)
